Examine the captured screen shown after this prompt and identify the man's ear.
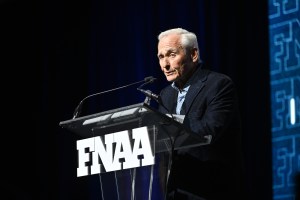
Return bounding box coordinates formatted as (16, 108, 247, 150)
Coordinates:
(191, 48, 199, 62)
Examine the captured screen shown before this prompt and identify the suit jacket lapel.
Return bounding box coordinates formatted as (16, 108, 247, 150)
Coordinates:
(169, 89, 178, 113)
(162, 86, 178, 113)
(183, 68, 209, 115)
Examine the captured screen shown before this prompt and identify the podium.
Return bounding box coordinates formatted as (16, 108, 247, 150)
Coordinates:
(59, 102, 211, 200)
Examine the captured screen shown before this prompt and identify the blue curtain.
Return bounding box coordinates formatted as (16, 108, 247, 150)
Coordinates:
(1, 0, 272, 199)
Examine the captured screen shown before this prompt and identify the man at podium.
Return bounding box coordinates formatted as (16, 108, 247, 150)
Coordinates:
(157, 28, 244, 200)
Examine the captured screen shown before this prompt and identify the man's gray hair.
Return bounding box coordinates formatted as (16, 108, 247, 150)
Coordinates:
(158, 28, 201, 63)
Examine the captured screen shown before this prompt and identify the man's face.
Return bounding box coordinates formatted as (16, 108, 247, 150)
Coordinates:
(157, 34, 195, 83)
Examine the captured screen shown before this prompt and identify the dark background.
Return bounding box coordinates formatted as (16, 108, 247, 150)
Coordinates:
(2, 0, 272, 199)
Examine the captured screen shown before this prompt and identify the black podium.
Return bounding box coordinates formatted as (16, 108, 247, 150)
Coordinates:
(59, 102, 211, 200)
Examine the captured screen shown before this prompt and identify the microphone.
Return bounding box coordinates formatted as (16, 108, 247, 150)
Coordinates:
(138, 77, 156, 89)
(137, 88, 161, 103)
(72, 76, 155, 119)
(137, 88, 175, 122)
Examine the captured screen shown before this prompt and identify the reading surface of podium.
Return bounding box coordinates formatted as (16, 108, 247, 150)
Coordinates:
(59, 102, 211, 200)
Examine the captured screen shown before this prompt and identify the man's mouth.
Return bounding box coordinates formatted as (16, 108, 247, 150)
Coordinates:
(165, 70, 176, 76)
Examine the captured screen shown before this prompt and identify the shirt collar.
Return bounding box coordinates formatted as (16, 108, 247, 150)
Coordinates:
(171, 64, 201, 92)
(171, 81, 190, 93)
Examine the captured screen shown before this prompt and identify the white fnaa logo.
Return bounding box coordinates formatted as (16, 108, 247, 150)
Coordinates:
(76, 126, 155, 177)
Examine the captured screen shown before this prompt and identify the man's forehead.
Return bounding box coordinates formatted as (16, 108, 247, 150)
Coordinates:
(159, 34, 180, 46)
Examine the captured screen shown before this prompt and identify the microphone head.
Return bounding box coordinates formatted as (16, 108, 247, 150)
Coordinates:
(144, 76, 157, 83)
(137, 88, 161, 102)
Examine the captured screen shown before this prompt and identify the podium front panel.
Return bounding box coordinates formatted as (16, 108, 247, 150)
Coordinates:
(59, 103, 211, 200)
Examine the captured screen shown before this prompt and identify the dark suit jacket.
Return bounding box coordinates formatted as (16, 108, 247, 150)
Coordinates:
(158, 63, 244, 200)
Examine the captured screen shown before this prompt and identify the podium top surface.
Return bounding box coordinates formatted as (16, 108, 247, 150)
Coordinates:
(59, 102, 179, 136)
(59, 102, 211, 152)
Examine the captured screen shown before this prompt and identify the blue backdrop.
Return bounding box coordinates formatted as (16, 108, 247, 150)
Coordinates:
(269, 0, 300, 199)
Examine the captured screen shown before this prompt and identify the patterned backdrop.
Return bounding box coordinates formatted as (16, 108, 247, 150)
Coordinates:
(269, 0, 300, 199)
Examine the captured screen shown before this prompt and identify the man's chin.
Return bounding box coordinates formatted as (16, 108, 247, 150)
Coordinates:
(166, 75, 177, 82)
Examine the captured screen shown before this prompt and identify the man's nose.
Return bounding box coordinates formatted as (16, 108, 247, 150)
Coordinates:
(162, 58, 170, 70)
